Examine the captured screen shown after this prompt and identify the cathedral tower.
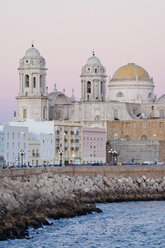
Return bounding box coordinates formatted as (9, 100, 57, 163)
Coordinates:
(16, 45, 49, 121)
(80, 52, 107, 102)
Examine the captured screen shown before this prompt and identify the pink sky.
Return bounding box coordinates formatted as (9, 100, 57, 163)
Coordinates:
(1, 0, 165, 122)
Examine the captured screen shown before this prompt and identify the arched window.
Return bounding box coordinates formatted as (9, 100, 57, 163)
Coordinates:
(87, 81, 91, 93)
(117, 92, 124, 97)
(148, 92, 152, 98)
(40, 75, 42, 88)
(33, 77, 36, 88)
(125, 135, 130, 141)
(23, 109, 27, 119)
(142, 135, 147, 141)
(25, 75, 29, 87)
(113, 109, 119, 120)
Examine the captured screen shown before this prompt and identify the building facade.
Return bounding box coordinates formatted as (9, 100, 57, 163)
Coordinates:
(82, 127, 106, 164)
(4, 125, 29, 166)
(54, 121, 82, 165)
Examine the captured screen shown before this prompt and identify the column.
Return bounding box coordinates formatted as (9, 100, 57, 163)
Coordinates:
(37, 74, 40, 96)
(30, 74, 33, 95)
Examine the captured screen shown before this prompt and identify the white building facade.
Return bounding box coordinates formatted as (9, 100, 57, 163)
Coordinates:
(4, 125, 29, 166)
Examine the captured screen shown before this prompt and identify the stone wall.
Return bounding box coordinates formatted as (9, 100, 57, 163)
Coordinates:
(108, 140, 160, 164)
(1, 165, 165, 179)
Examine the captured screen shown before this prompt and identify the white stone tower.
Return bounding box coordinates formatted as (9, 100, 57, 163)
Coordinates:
(16, 44, 49, 121)
(80, 51, 107, 102)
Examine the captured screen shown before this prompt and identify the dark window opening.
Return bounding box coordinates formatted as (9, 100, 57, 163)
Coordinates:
(87, 81, 91, 93)
(33, 77, 36, 88)
(25, 75, 29, 87)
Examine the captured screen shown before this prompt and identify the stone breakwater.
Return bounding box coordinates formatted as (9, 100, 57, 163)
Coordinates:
(1, 173, 165, 240)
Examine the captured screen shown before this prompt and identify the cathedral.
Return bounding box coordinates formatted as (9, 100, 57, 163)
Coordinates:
(16, 45, 165, 126)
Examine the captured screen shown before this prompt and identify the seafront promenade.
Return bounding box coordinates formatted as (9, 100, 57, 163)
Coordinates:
(1, 165, 165, 179)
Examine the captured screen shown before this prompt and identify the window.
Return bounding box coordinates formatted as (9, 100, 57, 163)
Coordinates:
(33, 77, 36, 88)
(25, 75, 29, 87)
(117, 92, 124, 97)
(43, 108, 46, 119)
(95, 68, 97, 73)
(23, 109, 27, 119)
(143, 123, 146, 128)
(88, 68, 90, 71)
(40, 75, 42, 88)
(12, 133, 14, 139)
(142, 135, 147, 141)
(148, 92, 152, 98)
(113, 109, 119, 119)
(87, 81, 91, 93)
(125, 135, 130, 141)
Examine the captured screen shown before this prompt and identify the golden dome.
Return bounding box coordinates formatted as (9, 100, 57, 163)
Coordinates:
(112, 63, 151, 81)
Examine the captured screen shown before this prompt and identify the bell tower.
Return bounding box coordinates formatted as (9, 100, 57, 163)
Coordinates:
(16, 44, 49, 121)
(80, 51, 107, 102)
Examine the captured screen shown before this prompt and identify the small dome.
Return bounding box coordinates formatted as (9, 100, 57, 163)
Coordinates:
(25, 46, 41, 58)
(112, 63, 151, 81)
(86, 55, 102, 66)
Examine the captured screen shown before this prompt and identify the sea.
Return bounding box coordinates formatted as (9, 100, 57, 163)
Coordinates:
(1, 201, 165, 248)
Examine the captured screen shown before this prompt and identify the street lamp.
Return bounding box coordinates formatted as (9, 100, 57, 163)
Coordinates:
(59, 150, 63, 166)
(20, 149, 25, 166)
(113, 150, 118, 165)
(108, 149, 114, 164)
(108, 149, 118, 165)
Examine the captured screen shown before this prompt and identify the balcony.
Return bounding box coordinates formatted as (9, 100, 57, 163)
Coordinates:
(32, 153, 40, 157)
(56, 143, 60, 149)
(75, 136, 79, 142)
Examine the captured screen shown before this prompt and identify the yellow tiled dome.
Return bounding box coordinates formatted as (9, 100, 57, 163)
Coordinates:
(112, 63, 150, 81)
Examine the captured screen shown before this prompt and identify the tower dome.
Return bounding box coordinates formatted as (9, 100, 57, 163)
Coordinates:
(86, 55, 102, 66)
(25, 46, 41, 58)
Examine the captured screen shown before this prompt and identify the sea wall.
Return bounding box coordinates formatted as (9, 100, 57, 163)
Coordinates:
(1, 165, 165, 179)
(1, 172, 165, 240)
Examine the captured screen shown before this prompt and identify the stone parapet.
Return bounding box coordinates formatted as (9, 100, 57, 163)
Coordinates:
(1, 165, 165, 179)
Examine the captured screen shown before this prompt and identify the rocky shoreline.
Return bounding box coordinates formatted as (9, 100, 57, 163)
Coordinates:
(1, 173, 165, 240)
